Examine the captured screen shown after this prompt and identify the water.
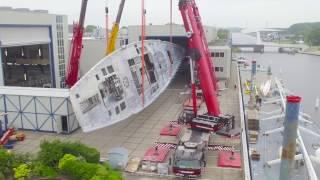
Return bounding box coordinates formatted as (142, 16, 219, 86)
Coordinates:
(239, 52, 320, 119)
(233, 33, 320, 126)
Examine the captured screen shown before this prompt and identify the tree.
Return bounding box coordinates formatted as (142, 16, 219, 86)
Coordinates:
(86, 25, 97, 33)
(306, 28, 320, 46)
(217, 29, 230, 40)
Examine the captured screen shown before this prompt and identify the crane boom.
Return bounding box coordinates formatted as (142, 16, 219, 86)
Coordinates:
(106, 0, 126, 55)
(65, 0, 88, 87)
(179, 0, 220, 116)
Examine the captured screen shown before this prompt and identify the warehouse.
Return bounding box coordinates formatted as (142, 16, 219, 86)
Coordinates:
(0, 6, 69, 88)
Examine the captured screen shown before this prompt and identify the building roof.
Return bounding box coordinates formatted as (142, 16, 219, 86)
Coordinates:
(0, 86, 70, 98)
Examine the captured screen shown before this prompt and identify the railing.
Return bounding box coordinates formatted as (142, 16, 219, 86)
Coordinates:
(237, 64, 252, 180)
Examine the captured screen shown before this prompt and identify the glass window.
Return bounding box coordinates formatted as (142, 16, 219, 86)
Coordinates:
(102, 68, 107, 76)
(220, 67, 224, 72)
(120, 102, 126, 110)
(211, 52, 215, 57)
(220, 52, 224, 57)
(115, 106, 120, 114)
(215, 52, 220, 57)
(215, 67, 219, 72)
(107, 66, 114, 73)
(128, 59, 135, 66)
(96, 74, 100, 80)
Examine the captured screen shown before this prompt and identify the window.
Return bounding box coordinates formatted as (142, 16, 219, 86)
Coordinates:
(80, 94, 100, 113)
(215, 52, 220, 57)
(211, 52, 215, 57)
(102, 68, 107, 76)
(144, 54, 157, 84)
(96, 74, 100, 80)
(76, 94, 80, 98)
(220, 52, 224, 57)
(220, 67, 224, 72)
(120, 102, 126, 111)
(115, 106, 120, 114)
(128, 59, 135, 66)
(107, 66, 114, 73)
(215, 67, 219, 72)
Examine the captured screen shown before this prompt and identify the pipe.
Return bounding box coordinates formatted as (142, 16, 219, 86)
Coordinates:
(279, 96, 301, 180)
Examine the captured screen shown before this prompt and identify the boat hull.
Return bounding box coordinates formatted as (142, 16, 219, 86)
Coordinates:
(70, 40, 185, 132)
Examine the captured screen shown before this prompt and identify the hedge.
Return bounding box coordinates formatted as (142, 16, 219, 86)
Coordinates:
(38, 140, 100, 168)
(58, 154, 123, 180)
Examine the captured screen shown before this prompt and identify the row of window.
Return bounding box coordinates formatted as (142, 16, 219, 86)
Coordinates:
(96, 65, 115, 81)
(211, 52, 225, 58)
(112, 101, 127, 115)
(215, 67, 224, 72)
(56, 18, 66, 87)
(56, 16, 63, 23)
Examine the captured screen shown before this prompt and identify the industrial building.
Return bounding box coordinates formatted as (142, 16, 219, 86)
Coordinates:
(0, 7, 78, 134)
(80, 24, 231, 80)
(118, 24, 217, 48)
(0, 7, 69, 88)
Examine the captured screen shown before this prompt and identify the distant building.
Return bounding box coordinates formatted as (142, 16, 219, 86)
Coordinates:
(0, 7, 69, 88)
(79, 24, 227, 80)
(117, 24, 217, 48)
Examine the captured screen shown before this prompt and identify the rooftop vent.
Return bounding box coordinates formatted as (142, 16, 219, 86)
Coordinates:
(14, 8, 30, 12)
(33, 9, 49, 13)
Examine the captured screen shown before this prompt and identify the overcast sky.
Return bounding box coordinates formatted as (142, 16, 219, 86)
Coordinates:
(1, 0, 319, 28)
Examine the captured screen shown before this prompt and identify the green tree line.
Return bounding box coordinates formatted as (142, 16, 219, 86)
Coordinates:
(288, 22, 320, 46)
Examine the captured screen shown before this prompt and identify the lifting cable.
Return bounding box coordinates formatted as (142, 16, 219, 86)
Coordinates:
(169, 0, 173, 77)
(141, 0, 146, 106)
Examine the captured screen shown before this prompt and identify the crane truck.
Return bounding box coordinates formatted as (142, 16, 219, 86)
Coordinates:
(172, 0, 234, 177)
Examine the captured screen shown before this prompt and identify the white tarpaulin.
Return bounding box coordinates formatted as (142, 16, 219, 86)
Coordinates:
(0, 26, 51, 47)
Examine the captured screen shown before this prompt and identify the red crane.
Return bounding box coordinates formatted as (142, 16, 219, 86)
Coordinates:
(66, 0, 89, 87)
(179, 0, 220, 116)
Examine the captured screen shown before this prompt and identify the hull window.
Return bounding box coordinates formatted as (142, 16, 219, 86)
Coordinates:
(128, 59, 135, 66)
(80, 93, 100, 113)
(102, 68, 107, 76)
(107, 65, 115, 73)
(131, 69, 142, 94)
(144, 54, 157, 84)
(120, 101, 126, 111)
(96, 74, 100, 81)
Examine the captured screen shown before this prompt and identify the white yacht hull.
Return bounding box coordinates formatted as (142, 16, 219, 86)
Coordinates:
(70, 40, 185, 132)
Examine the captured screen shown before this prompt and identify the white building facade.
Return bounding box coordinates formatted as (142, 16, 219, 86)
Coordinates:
(209, 46, 232, 80)
(0, 7, 69, 88)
